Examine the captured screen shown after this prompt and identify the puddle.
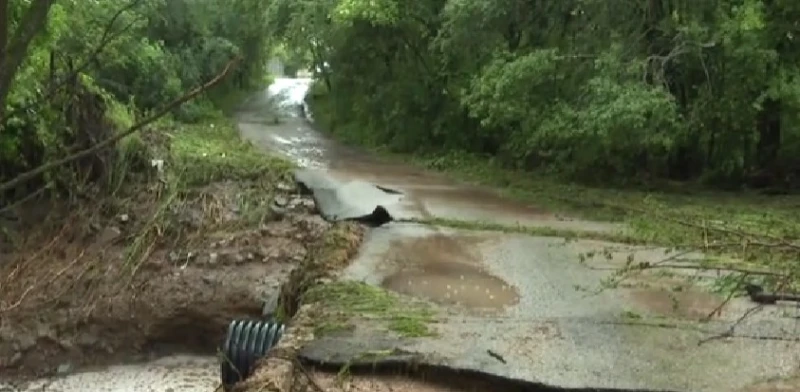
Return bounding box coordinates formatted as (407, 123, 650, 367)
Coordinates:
(382, 262, 518, 309)
(629, 288, 724, 320)
(334, 161, 452, 187)
(379, 234, 519, 310)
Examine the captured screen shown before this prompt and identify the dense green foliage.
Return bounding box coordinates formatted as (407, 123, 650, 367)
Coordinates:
(270, 0, 800, 189)
(0, 0, 273, 204)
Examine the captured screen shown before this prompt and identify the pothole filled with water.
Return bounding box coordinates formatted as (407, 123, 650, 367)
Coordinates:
(381, 261, 519, 309)
(378, 233, 519, 310)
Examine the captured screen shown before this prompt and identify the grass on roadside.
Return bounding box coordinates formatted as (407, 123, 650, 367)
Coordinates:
(170, 119, 293, 186)
(414, 153, 800, 290)
(121, 115, 294, 273)
(308, 93, 800, 288)
(304, 281, 436, 338)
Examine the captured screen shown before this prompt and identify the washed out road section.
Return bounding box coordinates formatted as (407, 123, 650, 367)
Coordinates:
(246, 77, 800, 392)
(240, 79, 620, 234)
(303, 223, 799, 391)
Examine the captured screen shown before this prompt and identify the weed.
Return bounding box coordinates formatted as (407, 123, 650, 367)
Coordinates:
(399, 153, 800, 290)
(169, 119, 293, 187)
(121, 115, 294, 277)
(304, 281, 436, 338)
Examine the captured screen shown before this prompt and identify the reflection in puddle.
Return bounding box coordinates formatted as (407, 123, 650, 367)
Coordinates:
(382, 261, 519, 309)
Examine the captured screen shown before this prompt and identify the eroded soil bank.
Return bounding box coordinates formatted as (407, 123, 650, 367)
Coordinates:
(0, 181, 361, 379)
(0, 119, 365, 392)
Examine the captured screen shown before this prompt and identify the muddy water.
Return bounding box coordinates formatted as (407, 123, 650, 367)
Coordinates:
(628, 288, 725, 320)
(382, 265, 518, 309)
(378, 234, 519, 309)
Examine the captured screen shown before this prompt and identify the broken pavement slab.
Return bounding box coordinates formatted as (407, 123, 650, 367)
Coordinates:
(297, 223, 800, 392)
(294, 168, 414, 225)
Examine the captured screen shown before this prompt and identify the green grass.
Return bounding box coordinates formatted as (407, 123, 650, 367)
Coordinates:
(413, 153, 800, 275)
(304, 281, 436, 338)
(414, 154, 800, 288)
(170, 119, 293, 187)
(121, 114, 294, 273)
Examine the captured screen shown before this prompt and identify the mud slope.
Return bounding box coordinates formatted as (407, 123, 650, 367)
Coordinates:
(0, 114, 365, 392)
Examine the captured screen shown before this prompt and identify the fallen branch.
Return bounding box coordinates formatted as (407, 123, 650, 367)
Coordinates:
(587, 262, 786, 278)
(0, 56, 242, 194)
(545, 193, 800, 250)
(697, 304, 765, 346)
(0, 183, 49, 215)
(703, 274, 749, 320)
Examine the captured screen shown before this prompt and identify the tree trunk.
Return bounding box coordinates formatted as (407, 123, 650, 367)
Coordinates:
(0, 0, 57, 122)
(756, 97, 781, 174)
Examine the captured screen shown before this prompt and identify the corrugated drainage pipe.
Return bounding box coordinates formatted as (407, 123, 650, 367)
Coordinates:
(220, 319, 285, 391)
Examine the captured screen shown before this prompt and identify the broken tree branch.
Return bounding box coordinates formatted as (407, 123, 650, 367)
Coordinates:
(0, 56, 242, 194)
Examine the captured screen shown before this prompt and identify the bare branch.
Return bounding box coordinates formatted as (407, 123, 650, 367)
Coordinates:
(0, 184, 48, 214)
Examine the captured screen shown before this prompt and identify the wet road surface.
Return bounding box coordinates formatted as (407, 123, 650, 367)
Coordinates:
(242, 79, 620, 233)
(3, 355, 219, 392)
(257, 78, 800, 392)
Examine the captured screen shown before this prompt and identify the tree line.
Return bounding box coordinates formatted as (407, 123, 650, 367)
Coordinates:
(0, 0, 273, 208)
(270, 0, 800, 190)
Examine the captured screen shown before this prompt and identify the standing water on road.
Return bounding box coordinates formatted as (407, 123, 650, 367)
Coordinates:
(256, 78, 800, 392)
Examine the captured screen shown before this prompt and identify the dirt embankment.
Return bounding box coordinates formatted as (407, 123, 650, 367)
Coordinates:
(0, 127, 364, 382)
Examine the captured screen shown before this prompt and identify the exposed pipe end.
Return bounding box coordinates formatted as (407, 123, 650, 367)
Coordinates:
(220, 319, 285, 391)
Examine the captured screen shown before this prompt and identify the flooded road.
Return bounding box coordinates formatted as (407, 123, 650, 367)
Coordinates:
(241, 79, 620, 233)
(253, 78, 800, 392)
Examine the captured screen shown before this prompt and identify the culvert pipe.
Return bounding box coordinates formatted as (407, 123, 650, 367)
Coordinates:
(220, 319, 285, 390)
